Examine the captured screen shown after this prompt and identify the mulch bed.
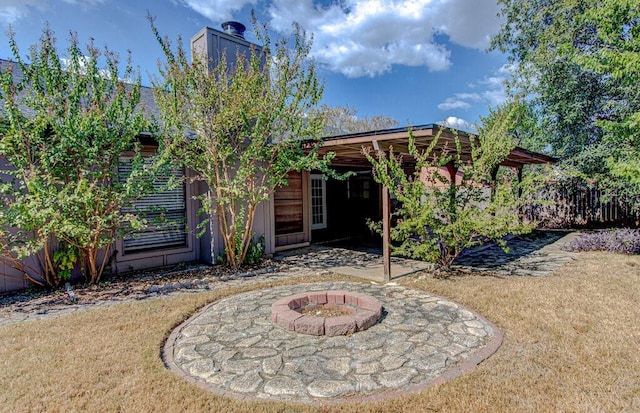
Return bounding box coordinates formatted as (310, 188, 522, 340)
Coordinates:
(0, 260, 281, 315)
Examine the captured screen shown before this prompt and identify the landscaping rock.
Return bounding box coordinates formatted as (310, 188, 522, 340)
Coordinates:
(307, 380, 355, 398)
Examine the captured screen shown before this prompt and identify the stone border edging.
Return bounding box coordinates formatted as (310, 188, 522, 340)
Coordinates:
(271, 290, 382, 336)
(162, 281, 504, 404)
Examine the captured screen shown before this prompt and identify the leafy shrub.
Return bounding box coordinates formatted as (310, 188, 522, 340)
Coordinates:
(567, 228, 640, 254)
(0, 27, 154, 285)
(52, 243, 79, 282)
(217, 234, 265, 266)
(244, 234, 265, 266)
(364, 126, 538, 270)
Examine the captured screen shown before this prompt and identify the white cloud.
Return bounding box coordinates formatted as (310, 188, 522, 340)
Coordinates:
(438, 64, 511, 112)
(454, 92, 482, 101)
(476, 65, 516, 106)
(174, 0, 257, 22)
(61, 0, 106, 6)
(0, 0, 47, 25)
(178, 0, 504, 78)
(437, 92, 481, 110)
(439, 116, 474, 132)
(437, 98, 471, 111)
(481, 87, 507, 107)
(267, 0, 503, 77)
(433, 0, 502, 50)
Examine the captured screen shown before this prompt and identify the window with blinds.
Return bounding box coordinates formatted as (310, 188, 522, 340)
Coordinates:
(118, 159, 187, 254)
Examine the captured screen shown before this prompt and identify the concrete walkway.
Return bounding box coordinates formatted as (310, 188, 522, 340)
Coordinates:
(275, 245, 433, 281)
(164, 281, 502, 403)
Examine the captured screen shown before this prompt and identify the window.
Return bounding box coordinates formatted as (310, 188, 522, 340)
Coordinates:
(310, 174, 327, 230)
(118, 159, 187, 254)
(347, 174, 370, 200)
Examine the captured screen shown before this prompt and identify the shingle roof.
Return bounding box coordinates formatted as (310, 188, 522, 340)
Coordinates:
(0, 59, 161, 122)
(0, 60, 556, 167)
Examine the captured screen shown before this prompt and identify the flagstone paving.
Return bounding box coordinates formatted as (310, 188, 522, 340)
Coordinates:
(453, 230, 580, 276)
(164, 281, 502, 403)
(276, 230, 579, 279)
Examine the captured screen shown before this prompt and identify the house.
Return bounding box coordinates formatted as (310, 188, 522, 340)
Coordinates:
(0, 23, 554, 292)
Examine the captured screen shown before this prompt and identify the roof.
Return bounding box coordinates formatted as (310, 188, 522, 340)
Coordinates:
(1, 59, 555, 168)
(0, 59, 161, 121)
(318, 123, 556, 168)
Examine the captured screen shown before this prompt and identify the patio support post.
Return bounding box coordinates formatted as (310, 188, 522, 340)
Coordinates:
(517, 166, 523, 198)
(373, 139, 392, 281)
(445, 161, 458, 214)
(490, 165, 499, 200)
(382, 183, 391, 281)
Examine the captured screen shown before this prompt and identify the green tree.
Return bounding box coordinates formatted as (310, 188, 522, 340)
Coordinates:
(475, 99, 544, 167)
(315, 104, 398, 134)
(571, 1, 640, 184)
(0, 27, 154, 286)
(492, 0, 614, 159)
(492, 0, 640, 212)
(364, 125, 535, 271)
(149, 17, 335, 268)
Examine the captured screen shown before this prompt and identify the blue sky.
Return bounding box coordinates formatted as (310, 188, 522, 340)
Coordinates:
(0, 0, 510, 130)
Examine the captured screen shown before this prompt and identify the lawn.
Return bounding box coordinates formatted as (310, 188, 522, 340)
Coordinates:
(1, 252, 639, 412)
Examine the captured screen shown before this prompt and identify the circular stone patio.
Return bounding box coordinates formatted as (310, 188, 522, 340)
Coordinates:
(164, 281, 502, 403)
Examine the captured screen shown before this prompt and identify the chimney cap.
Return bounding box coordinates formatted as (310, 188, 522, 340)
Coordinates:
(221, 21, 246, 39)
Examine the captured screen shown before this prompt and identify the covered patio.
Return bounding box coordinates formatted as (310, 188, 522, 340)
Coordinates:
(314, 124, 556, 280)
(274, 244, 434, 281)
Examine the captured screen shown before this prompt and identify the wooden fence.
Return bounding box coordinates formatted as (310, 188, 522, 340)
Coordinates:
(523, 184, 640, 228)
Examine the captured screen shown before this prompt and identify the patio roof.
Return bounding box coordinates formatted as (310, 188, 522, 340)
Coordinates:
(318, 123, 556, 168)
(317, 123, 556, 281)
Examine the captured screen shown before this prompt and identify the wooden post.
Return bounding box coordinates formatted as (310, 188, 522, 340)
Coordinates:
(445, 161, 458, 214)
(373, 139, 392, 281)
(445, 161, 457, 184)
(517, 166, 523, 199)
(490, 165, 499, 200)
(382, 184, 391, 281)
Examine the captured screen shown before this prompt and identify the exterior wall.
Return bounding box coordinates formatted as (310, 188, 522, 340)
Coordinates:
(196, 181, 215, 264)
(0, 262, 32, 292)
(421, 166, 464, 187)
(253, 196, 276, 256)
(0, 156, 46, 292)
(196, 181, 277, 263)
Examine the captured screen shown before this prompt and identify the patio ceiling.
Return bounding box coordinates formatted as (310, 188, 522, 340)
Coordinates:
(318, 124, 556, 168)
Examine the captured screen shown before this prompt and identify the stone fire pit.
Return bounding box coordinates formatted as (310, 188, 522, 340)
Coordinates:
(270, 290, 382, 336)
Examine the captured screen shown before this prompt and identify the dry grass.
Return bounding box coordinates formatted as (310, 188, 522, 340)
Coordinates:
(1, 253, 640, 412)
